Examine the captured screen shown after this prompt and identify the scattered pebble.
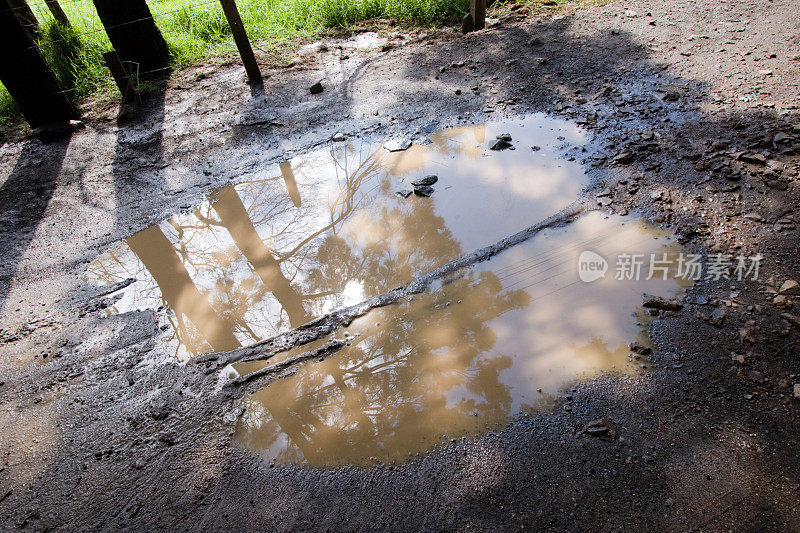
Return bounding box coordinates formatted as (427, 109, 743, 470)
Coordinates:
(584, 418, 617, 440)
(779, 279, 800, 295)
(411, 175, 438, 187)
(490, 137, 513, 150)
(642, 294, 683, 311)
(384, 138, 412, 152)
(413, 185, 434, 197)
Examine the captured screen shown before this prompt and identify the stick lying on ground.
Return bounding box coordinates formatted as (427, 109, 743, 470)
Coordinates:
(192, 199, 593, 384)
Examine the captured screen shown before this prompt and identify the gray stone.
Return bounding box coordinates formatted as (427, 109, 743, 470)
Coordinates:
(708, 306, 728, 327)
(490, 138, 513, 151)
(663, 91, 680, 102)
(411, 175, 438, 187)
(585, 418, 616, 440)
(629, 341, 652, 355)
(779, 279, 800, 295)
(384, 139, 412, 152)
(613, 150, 635, 164)
(642, 295, 683, 311)
(738, 152, 767, 165)
(597, 197, 613, 206)
(780, 312, 800, 328)
(413, 185, 434, 197)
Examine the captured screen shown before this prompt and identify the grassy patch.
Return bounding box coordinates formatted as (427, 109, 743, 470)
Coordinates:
(3, 0, 565, 128)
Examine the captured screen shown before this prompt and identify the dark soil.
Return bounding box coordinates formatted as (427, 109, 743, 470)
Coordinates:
(1, 0, 799, 530)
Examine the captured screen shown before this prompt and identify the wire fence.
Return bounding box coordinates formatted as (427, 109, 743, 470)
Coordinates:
(1, 0, 476, 124)
(18, 0, 230, 49)
(29, 0, 229, 84)
(0, 0, 237, 104)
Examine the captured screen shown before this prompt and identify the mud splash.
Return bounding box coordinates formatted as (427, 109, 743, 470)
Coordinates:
(235, 212, 690, 467)
(85, 115, 588, 360)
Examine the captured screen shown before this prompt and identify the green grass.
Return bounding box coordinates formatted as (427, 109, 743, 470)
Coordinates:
(0, 0, 474, 129)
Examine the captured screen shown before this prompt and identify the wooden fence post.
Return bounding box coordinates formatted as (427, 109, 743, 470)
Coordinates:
(7, 0, 38, 36)
(219, 0, 262, 85)
(0, 0, 79, 128)
(471, 0, 486, 31)
(92, 0, 170, 79)
(44, 0, 71, 27)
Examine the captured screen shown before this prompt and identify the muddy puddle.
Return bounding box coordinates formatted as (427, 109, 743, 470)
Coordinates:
(85, 114, 588, 360)
(235, 212, 691, 467)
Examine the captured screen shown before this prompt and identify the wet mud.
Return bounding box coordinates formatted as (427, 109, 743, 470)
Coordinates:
(1, 0, 799, 529)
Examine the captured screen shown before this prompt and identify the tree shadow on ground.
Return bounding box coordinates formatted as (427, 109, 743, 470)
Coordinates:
(6, 10, 800, 532)
(0, 136, 71, 315)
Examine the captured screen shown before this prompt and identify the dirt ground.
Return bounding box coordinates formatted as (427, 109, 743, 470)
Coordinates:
(1, 0, 799, 530)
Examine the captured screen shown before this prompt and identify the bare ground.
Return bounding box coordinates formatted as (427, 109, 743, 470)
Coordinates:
(1, 0, 799, 530)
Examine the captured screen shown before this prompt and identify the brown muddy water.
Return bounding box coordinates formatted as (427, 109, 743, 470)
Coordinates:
(234, 212, 690, 467)
(85, 114, 588, 360)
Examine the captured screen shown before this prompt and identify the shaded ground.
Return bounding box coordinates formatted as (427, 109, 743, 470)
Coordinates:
(0, 0, 799, 530)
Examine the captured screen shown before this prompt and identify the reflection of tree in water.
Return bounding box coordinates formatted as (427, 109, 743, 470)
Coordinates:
(238, 271, 531, 467)
(302, 198, 463, 313)
(85, 140, 472, 358)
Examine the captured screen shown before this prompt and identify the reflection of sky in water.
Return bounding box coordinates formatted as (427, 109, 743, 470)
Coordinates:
(236, 213, 691, 467)
(84, 114, 588, 360)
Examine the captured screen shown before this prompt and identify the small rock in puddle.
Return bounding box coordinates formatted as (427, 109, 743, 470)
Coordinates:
(642, 294, 683, 311)
(413, 185, 434, 197)
(411, 175, 438, 187)
(490, 134, 514, 151)
(395, 190, 413, 198)
(629, 341, 652, 355)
